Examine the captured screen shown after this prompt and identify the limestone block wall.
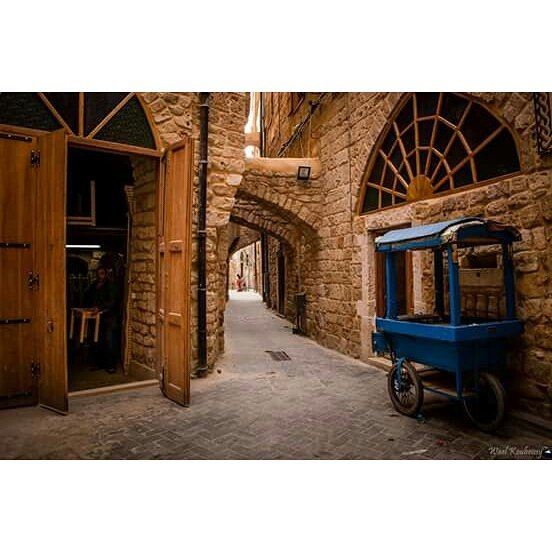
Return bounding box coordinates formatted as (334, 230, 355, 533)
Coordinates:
(139, 93, 247, 373)
(263, 93, 323, 158)
(128, 156, 158, 379)
(240, 157, 323, 232)
(306, 94, 362, 357)
(267, 235, 280, 310)
(263, 91, 552, 419)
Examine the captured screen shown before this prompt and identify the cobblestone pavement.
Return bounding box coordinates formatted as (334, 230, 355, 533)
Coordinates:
(0, 291, 549, 459)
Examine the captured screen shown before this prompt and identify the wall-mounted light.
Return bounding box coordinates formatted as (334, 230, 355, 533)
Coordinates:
(66, 244, 101, 249)
(297, 165, 311, 182)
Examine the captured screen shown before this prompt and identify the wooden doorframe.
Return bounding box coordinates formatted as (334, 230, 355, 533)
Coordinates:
(375, 225, 414, 317)
(0, 124, 162, 158)
(63, 139, 163, 394)
(64, 138, 162, 374)
(0, 121, 195, 407)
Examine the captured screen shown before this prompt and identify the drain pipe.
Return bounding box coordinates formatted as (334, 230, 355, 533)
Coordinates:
(197, 92, 209, 376)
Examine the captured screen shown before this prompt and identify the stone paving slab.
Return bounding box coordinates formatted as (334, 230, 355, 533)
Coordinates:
(0, 291, 550, 460)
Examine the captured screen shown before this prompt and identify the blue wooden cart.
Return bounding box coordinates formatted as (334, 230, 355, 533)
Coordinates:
(372, 217, 523, 431)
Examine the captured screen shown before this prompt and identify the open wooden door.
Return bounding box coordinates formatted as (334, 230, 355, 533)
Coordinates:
(158, 138, 193, 406)
(0, 132, 39, 409)
(36, 129, 68, 413)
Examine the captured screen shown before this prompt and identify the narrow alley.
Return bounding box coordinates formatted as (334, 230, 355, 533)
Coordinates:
(0, 291, 546, 459)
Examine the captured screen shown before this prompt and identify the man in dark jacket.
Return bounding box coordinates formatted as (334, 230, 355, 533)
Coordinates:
(84, 266, 120, 373)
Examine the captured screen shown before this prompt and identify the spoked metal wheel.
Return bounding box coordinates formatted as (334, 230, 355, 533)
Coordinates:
(463, 372, 506, 433)
(387, 360, 423, 417)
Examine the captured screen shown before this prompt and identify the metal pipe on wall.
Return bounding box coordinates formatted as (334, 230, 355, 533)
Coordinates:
(197, 92, 209, 376)
(259, 92, 265, 156)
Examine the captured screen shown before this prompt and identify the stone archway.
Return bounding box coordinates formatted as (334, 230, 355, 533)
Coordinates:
(240, 157, 323, 231)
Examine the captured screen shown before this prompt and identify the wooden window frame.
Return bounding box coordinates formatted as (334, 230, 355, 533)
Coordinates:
(3, 93, 161, 154)
(357, 93, 522, 215)
(67, 179, 96, 226)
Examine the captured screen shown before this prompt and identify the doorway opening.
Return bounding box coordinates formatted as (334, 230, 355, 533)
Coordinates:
(375, 227, 413, 318)
(65, 147, 153, 392)
(1, 93, 194, 412)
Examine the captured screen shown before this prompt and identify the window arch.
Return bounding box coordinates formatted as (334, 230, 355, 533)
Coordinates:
(0, 92, 158, 150)
(359, 93, 520, 213)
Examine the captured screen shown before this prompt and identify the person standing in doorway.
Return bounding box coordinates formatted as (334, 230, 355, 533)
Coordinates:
(84, 266, 120, 373)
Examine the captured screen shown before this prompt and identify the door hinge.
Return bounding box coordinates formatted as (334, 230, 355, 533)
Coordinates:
(30, 150, 40, 167)
(27, 271, 40, 290)
(31, 361, 41, 380)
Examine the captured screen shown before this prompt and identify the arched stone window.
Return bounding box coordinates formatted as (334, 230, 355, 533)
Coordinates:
(359, 93, 520, 213)
(0, 92, 158, 150)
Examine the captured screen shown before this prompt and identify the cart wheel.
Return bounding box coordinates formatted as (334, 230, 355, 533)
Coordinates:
(463, 372, 506, 432)
(387, 361, 423, 417)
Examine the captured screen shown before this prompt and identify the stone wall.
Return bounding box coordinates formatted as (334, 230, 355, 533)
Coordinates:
(267, 236, 280, 312)
(128, 156, 158, 379)
(139, 93, 247, 373)
(263, 93, 322, 158)
(261, 92, 552, 419)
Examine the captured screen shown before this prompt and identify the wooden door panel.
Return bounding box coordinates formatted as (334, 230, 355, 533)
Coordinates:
(0, 136, 35, 243)
(159, 138, 192, 406)
(0, 134, 37, 408)
(0, 325, 34, 398)
(1, 249, 34, 320)
(37, 130, 68, 413)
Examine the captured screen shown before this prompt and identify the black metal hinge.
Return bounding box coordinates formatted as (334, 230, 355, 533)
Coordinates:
(31, 361, 41, 380)
(30, 150, 40, 167)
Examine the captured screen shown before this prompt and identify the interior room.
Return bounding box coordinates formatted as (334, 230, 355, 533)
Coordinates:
(66, 147, 150, 392)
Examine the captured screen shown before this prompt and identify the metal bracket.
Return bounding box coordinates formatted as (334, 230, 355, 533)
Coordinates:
(31, 361, 41, 380)
(30, 150, 40, 167)
(0, 132, 32, 143)
(27, 271, 39, 290)
(0, 242, 31, 249)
